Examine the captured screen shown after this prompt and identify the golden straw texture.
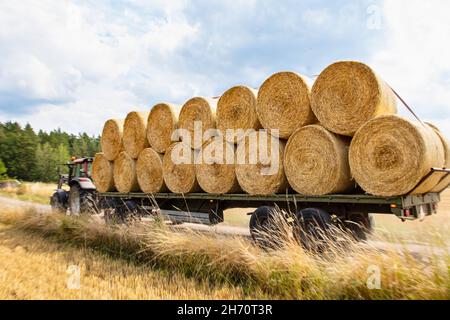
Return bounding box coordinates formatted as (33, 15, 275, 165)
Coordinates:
(311, 61, 397, 136)
(163, 142, 200, 193)
(113, 151, 140, 193)
(256, 72, 315, 139)
(284, 125, 354, 195)
(349, 115, 445, 196)
(235, 131, 287, 195)
(101, 119, 124, 161)
(427, 124, 450, 193)
(178, 97, 217, 149)
(123, 111, 150, 159)
(92, 153, 115, 193)
(147, 103, 182, 153)
(136, 148, 167, 193)
(196, 136, 241, 194)
(217, 86, 260, 143)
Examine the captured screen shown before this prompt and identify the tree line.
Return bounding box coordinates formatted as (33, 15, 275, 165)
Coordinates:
(0, 122, 100, 182)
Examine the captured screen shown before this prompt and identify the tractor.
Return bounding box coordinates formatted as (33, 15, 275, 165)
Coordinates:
(50, 157, 97, 214)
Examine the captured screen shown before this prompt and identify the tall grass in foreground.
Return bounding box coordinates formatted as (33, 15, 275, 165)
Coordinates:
(0, 208, 449, 300)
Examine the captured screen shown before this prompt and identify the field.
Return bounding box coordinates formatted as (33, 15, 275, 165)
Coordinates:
(0, 183, 449, 299)
(0, 182, 57, 205)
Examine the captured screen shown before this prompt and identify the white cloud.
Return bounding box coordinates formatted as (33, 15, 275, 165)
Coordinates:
(369, 0, 450, 137)
(0, 0, 199, 134)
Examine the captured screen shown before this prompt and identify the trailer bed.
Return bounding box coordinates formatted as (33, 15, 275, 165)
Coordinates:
(98, 191, 441, 221)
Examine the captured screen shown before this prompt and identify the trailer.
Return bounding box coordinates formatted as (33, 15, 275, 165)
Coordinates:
(94, 168, 450, 245)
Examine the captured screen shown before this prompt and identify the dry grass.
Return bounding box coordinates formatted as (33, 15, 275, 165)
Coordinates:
(0, 182, 57, 204)
(0, 206, 448, 300)
(0, 223, 252, 299)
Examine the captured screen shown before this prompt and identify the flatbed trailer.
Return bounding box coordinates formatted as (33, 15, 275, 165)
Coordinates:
(96, 168, 450, 243)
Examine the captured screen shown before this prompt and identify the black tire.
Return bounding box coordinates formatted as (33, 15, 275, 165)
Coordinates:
(69, 185, 96, 215)
(293, 208, 333, 251)
(50, 192, 66, 214)
(344, 213, 374, 241)
(249, 206, 287, 249)
(104, 201, 140, 225)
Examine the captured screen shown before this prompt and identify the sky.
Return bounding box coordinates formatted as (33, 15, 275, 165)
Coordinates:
(0, 0, 449, 137)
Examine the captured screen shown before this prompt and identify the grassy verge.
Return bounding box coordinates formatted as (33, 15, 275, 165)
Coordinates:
(0, 182, 56, 205)
(0, 207, 448, 300)
(0, 223, 253, 299)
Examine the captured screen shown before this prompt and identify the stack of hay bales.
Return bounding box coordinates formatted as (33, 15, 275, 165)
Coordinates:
(196, 136, 241, 194)
(216, 85, 260, 143)
(349, 116, 445, 196)
(92, 60, 449, 197)
(178, 97, 218, 150)
(163, 142, 200, 193)
(284, 125, 353, 196)
(235, 131, 287, 194)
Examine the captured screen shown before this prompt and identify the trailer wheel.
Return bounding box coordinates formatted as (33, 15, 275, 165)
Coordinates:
(344, 213, 374, 241)
(294, 208, 333, 251)
(249, 206, 287, 249)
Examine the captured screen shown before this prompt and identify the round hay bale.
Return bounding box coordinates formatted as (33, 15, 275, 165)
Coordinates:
(196, 136, 241, 194)
(311, 61, 397, 136)
(123, 111, 150, 159)
(178, 97, 218, 149)
(256, 72, 315, 139)
(217, 86, 260, 143)
(427, 124, 450, 193)
(163, 142, 200, 193)
(113, 151, 140, 193)
(136, 148, 167, 193)
(284, 125, 353, 195)
(235, 131, 287, 194)
(349, 115, 445, 196)
(92, 153, 115, 193)
(147, 103, 182, 153)
(101, 119, 124, 161)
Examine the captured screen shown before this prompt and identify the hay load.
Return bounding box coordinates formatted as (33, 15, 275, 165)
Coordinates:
(136, 148, 167, 193)
(92, 153, 115, 193)
(147, 103, 182, 154)
(427, 125, 450, 193)
(123, 111, 150, 159)
(349, 115, 445, 196)
(101, 119, 124, 161)
(178, 97, 218, 149)
(217, 86, 260, 143)
(113, 151, 140, 193)
(163, 142, 200, 193)
(311, 61, 397, 137)
(196, 136, 241, 194)
(256, 72, 315, 139)
(235, 131, 287, 194)
(284, 125, 353, 195)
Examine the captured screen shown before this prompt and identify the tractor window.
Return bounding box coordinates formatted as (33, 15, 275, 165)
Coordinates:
(80, 162, 89, 177)
(72, 165, 81, 177)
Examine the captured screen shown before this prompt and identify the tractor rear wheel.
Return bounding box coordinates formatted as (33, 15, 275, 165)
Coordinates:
(69, 185, 95, 215)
